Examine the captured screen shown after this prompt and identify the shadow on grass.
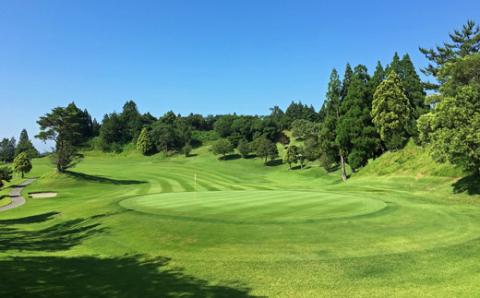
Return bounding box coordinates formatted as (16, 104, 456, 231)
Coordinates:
(452, 174, 480, 195)
(0, 255, 258, 298)
(0, 215, 105, 251)
(65, 171, 147, 185)
(265, 159, 283, 167)
(0, 211, 60, 224)
(220, 154, 242, 161)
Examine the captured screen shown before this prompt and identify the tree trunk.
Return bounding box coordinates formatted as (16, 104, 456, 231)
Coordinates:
(340, 152, 347, 182)
(21, 172, 24, 178)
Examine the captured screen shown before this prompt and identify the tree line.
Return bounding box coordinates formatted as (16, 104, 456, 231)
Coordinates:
(2, 20, 478, 185)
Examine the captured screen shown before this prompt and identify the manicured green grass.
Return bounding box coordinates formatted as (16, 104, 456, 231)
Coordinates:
(0, 145, 479, 297)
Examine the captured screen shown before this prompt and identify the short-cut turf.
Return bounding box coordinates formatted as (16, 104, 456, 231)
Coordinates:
(0, 144, 479, 297)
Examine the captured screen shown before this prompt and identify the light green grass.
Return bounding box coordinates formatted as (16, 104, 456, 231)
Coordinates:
(0, 145, 479, 297)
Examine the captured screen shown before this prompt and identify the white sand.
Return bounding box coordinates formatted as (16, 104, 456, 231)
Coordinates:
(30, 192, 57, 199)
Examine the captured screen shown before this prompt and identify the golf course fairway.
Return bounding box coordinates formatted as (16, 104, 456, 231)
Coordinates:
(0, 145, 479, 297)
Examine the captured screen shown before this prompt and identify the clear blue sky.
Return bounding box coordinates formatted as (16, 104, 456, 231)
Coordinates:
(1, 0, 479, 151)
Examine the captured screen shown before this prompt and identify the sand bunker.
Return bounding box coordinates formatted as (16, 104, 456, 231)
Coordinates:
(29, 192, 57, 199)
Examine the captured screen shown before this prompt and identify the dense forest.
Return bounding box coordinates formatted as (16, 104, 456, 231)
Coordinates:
(1, 21, 479, 181)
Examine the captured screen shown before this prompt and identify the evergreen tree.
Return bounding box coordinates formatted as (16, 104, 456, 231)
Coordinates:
(136, 127, 154, 155)
(121, 100, 143, 141)
(336, 65, 381, 171)
(341, 63, 353, 99)
(15, 129, 38, 158)
(400, 54, 427, 118)
(254, 137, 278, 165)
(420, 20, 480, 89)
(372, 71, 413, 150)
(13, 152, 32, 178)
(0, 166, 12, 188)
(37, 105, 85, 172)
(385, 52, 402, 76)
(319, 68, 346, 179)
(0, 138, 16, 163)
(369, 61, 385, 92)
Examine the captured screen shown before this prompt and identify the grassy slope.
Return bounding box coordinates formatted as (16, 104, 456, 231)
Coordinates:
(0, 144, 479, 297)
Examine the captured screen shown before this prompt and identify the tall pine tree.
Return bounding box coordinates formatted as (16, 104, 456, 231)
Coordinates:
(15, 129, 38, 158)
(319, 68, 346, 180)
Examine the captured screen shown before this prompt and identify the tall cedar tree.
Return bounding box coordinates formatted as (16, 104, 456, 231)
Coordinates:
(136, 127, 154, 155)
(336, 65, 381, 171)
(13, 152, 32, 178)
(319, 69, 347, 179)
(341, 64, 353, 99)
(15, 129, 38, 158)
(369, 61, 385, 92)
(372, 71, 413, 150)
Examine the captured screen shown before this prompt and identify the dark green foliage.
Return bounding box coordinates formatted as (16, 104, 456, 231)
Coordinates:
(254, 137, 278, 165)
(211, 138, 234, 159)
(99, 113, 128, 151)
(372, 71, 413, 150)
(37, 103, 87, 172)
(214, 115, 235, 138)
(336, 65, 381, 170)
(284, 145, 298, 169)
(369, 61, 385, 92)
(284, 101, 317, 125)
(0, 166, 12, 188)
(268, 106, 288, 129)
(420, 20, 480, 89)
(0, 137, 16, 163)
(319, 69, 342, 168)
(15, 129, 38, 158)
(237, 140, 252, 158)
(341, 63, 353, 99)
(418, 54, 480, 175)
(121, 100, 143, 141)
(303, 137, 320, 163)
(291, 119, 317, 140)
(13, 152, 32, 178)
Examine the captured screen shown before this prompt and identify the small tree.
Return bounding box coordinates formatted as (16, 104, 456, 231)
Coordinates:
(237, 140, 252, 158)
(284, 145, 298, 169)
(0, 166, 12, 188)
(182, 143, 192, 157)
(255, 137, 278, 165)
(297, 146, 306, 169)
(136, 127, 155, 155)
(211, 138, 234, 159)
(13, 152, 32, 178)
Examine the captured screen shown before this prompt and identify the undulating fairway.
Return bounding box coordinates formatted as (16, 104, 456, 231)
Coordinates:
(0, 145, 479, 297)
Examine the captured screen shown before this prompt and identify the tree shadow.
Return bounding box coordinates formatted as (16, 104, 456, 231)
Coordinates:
(186, 153, 198, 158)
(0, 255, 259, 298)
(0, 216, 105, 251)
(220, 154, 241, 161)
(452, 174, 480, 195)
(265, 159, 283, 167)
(65, 171, 147, 185)
(0, 211, 60, 224)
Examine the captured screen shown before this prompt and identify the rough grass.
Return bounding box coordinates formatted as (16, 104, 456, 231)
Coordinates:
(0, 144, 479, 297)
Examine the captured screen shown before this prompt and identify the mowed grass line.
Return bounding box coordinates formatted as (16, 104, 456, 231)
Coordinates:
(1, 149, 480, 297)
